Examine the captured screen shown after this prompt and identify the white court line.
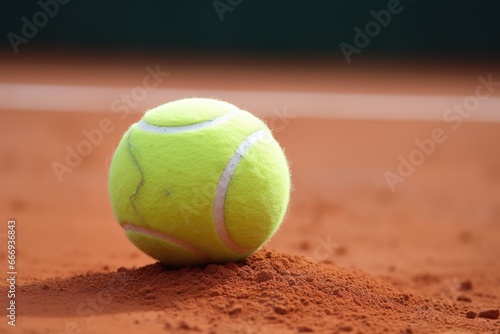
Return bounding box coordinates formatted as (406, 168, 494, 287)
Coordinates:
(0, 83, 499, 122)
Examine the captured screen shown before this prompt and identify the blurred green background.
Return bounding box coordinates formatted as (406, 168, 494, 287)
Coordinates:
(1, 0, 500, 57)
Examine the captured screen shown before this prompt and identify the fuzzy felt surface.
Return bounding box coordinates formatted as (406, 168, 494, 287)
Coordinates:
(108, 98, 291, 266)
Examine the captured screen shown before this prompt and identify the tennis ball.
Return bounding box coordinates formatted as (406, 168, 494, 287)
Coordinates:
(108, 98, 291, 266)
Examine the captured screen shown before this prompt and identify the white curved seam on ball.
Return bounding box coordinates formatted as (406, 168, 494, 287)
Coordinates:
(136, 109, 241, 134)
(213, 129, 271, 254)
(121, 223, 212, 262)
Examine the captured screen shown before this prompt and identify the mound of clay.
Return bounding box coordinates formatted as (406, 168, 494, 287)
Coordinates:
(17, 250, 497, 333)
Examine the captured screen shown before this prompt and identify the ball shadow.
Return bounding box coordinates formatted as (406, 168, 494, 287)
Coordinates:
(12, 261, 246, 318)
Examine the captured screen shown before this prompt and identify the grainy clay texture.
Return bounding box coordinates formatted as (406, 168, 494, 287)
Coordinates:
(0, 55, 499, 333)
(14, 250, 500, 333)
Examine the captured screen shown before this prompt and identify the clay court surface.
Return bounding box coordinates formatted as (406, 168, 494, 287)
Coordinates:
(1, 54, 500, 333)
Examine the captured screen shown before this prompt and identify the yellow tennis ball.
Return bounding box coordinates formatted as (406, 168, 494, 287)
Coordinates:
(108, 98, 291, 266)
